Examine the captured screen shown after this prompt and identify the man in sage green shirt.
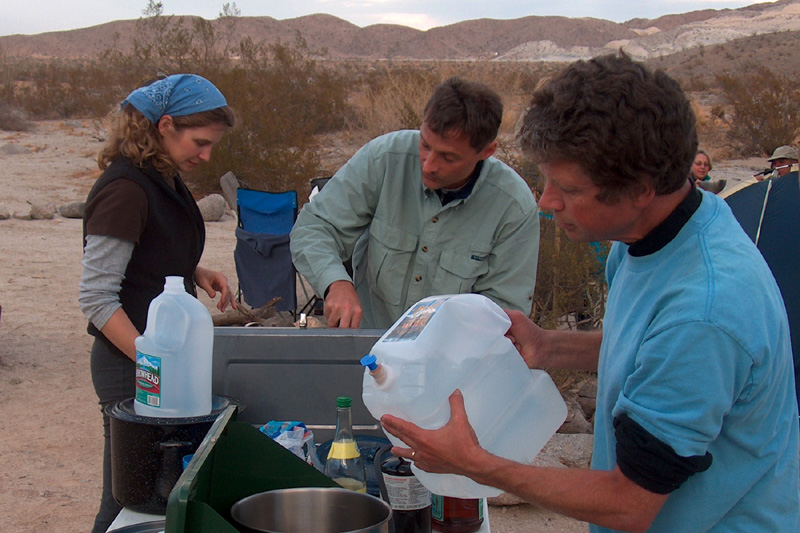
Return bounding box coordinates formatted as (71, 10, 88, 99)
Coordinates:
(290, 77, 539, 329)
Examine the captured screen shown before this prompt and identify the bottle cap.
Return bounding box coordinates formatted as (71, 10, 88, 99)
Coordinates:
(360, 354, 378, 371)
(336, 396, 352, 408)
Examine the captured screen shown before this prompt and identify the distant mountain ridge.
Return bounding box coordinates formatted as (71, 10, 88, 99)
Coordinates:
(2, 0, 800, 61)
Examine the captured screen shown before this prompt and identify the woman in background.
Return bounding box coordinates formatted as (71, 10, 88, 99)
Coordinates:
(690, 149, 713, 184)
(79, 74, 236, 532)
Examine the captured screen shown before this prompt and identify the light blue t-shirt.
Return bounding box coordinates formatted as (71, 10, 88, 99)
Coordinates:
(592, 191, 800, 532)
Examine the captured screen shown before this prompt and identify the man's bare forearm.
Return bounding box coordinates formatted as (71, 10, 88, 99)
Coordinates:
(538, 328, 602, 371)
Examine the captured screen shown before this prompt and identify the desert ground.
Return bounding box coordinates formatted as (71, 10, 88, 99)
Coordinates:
(0, 120, 764, 532)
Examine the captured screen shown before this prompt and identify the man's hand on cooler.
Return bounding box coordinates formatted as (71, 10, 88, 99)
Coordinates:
(325, 280, 363, 328)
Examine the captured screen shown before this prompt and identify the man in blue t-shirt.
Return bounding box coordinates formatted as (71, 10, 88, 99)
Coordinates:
(381, 53, 800, 532)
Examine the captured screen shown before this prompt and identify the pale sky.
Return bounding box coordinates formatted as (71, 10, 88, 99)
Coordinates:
(0, 1, 778, 37)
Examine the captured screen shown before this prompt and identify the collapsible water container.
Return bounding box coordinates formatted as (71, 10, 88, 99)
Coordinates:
(361, 294, 567, 498)
(134, 276, 213, 418)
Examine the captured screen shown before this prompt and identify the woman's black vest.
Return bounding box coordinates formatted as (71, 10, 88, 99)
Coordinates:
(83, 157, 205, 338)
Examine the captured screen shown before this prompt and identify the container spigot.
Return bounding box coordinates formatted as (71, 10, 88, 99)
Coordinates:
(360, 354, 391, 387)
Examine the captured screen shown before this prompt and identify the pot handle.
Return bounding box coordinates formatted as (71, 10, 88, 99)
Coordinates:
(160, 440, 193, 450)
(156, 441, 194, 501)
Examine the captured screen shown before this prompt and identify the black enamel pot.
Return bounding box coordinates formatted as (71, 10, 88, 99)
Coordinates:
(105, 395, 237, 514)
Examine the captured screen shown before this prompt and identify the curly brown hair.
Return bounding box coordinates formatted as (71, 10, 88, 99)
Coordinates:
(518, 53, 697, 203)
(98, 105, 236, 175)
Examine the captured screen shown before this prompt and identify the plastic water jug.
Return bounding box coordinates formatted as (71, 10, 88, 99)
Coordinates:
(133, 276, 213, 418)
(361, 294, 567, 498)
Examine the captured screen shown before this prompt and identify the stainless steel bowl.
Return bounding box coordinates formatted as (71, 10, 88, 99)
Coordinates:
(231, 487, 392, 533)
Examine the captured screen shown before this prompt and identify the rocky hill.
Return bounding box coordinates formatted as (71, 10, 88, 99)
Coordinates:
(1, 0, 800, 62)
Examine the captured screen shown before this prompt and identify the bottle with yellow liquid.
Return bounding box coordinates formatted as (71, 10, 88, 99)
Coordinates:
(325, 396, 367, 492)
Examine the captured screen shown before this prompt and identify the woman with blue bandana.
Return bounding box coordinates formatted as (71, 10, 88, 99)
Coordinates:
(78, 74, 236, 532)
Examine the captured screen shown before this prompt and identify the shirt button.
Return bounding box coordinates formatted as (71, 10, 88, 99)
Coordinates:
(415, 275, 422, 282)
(431, 216, 439, 223)
(421, 246, 429, 252)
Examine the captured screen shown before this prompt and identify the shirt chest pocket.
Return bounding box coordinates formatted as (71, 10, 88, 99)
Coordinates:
(366, 218, 418, 305)
(435, 246, 491, 294)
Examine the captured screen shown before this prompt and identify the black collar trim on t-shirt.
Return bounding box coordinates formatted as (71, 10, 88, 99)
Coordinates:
(628, 184, 703, 257)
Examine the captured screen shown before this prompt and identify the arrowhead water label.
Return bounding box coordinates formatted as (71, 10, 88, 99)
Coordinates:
(383, 297, 447, 342)
(135, 351, 162, 407)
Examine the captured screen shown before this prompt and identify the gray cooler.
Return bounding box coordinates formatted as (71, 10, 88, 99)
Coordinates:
(212, 327, 385, 442)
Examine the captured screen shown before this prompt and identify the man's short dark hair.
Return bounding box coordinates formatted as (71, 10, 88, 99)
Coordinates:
(518, 53, 698, 202)
(423, 77, 503, 151)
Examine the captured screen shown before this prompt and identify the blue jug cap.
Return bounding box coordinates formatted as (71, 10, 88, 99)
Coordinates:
(361, 354, 378, 371)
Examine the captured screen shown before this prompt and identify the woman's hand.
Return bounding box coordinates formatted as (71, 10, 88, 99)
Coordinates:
(194, 266, 236, 312)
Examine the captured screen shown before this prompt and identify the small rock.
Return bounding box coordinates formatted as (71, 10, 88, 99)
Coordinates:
(578, 380, 597, 398)
(196, 193, 226, 222)
(540, 433, 594, 469)
(0, 203, 9, 220)
(13, 211, 32, 220)
(488, 492, 527, 507)
(558, 400, 593, 434)
(30, 203, 55, 220)
(58, 201, 85, 219)
(577, 380, 597, 420)
(0, 144, 31, 155)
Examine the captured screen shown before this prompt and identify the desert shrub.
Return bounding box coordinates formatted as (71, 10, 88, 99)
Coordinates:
(717, 66, 800, 156)
(344, 61, 544, 146)
(190, 36, 351, 196)
(0, 101, 33, 131)
(0, 56, 127, 120)
(344, 67, 441, 144)
(689, 97, 734, 160)
(533, 216, 608, 330)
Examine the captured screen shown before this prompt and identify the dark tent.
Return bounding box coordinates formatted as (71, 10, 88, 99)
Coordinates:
(725, 173, 800, 405)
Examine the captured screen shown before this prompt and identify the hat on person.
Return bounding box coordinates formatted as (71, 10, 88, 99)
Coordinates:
(121, 74, 227, 124)
(767, 145, 799, 162)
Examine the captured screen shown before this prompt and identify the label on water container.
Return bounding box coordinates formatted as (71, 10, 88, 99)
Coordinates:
(135, 351, 162, 407)
(384, 297, 448, 342)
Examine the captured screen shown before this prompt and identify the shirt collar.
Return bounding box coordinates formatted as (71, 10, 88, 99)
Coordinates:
(628, 183, 703, 257)
(437, 160, 484, 205)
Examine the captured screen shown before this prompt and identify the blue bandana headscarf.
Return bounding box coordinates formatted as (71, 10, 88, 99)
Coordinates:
(121, 74, 227, 124)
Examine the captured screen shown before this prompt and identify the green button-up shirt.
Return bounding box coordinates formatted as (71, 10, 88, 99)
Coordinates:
(290, 130, 540, 329)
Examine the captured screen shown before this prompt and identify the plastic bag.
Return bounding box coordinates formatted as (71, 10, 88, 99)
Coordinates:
(260, 420, 323, 471)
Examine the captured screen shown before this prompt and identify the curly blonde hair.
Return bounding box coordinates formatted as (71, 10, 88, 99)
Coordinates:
(98, 105, 235, 175)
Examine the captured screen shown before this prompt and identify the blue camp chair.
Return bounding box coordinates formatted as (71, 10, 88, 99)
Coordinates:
(234, 187, 298, 314)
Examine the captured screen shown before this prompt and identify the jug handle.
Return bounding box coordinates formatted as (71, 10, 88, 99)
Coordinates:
(374, 444, 396, 533)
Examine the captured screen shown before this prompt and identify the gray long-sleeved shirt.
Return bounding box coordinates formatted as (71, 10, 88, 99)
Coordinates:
(79, 234, 134, 331)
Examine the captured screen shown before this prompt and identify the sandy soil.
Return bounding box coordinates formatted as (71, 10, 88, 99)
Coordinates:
(0, 120, 767, 532)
